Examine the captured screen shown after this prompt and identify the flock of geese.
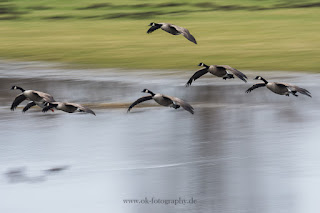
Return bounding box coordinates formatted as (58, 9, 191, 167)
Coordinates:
(10, 22, 312, 116)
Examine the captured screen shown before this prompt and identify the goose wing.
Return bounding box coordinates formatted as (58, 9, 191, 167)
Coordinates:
(67, 103, 96, 115)
(171, 24, 197, 44)
(163, 95, 194, 114)
(22, 101, 36, 112)
(283, 84, 312, 97)
(246, 83, 266, 93)
(147, 24, 162, 34)
(186, 67, 208, 87)
(127, 96, 153, 112)
(218, 65, 247, 82)
(33, 91, 55, 102)
(11, 94, 26, 111)
(292, 86, 312, 97)
(274, 82, 290, 89)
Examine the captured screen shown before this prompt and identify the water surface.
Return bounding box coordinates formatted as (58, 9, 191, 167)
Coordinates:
(0, 61, 320, 213)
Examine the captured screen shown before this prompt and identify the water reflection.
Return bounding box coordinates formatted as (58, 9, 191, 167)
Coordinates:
(3, 166, 69, 184)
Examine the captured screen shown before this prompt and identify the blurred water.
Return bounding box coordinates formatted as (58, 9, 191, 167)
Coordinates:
(0, 61, 320, 213)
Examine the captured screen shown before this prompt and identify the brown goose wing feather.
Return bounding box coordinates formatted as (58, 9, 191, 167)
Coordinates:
(186, 67, 209, 87)
(171, 24, 197, 44)
(163, 95, 194, 114)
(11, 94, 26, 111)
(219, 65, 247, 82)
(246, 83, 266, 93)
(127, 96, 153, 112)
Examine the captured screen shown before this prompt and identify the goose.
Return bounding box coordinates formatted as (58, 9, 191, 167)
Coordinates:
(186, 63, 248, 86)
(246, 76, 312, 97)
(128, 89, 194, 114)
(42, 102, 96, 115)
(147, 22, 197, 44)
(10, 86, 55, 112)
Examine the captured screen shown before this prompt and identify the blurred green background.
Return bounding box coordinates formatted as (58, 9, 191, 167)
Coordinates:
(0, 0, 319, 72)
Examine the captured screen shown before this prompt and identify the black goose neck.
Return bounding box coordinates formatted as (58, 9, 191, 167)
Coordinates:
(16, 86, 25, 92)
(260, 77, 268, 84)
(203, 63, 209, 68)
(148, 90, 155, 96)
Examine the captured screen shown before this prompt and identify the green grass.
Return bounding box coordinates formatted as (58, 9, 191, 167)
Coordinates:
(0, 0, 319, 72)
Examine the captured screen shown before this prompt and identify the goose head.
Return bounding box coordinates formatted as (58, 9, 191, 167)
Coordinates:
(11, 85, 25, 92)
(141, 89, 155, 96)
(149, 22, 156, 26)
(10, 85, 18, 90)
(142, 89, 150, 93)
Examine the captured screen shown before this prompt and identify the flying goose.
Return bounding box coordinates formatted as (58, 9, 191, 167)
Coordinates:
(42, 102, 96, 115)
(128, 89, 194, 114)
(246, 76, 312, 97)
(186, 63, 248, 86)
(10, 86, 55, 112)
(147, 22, 197, 44)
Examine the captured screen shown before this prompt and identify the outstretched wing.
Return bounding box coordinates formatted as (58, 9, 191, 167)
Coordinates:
(286, 85, 312, 97)
(171, 24, 197, 44)
(69, 103, 96, 116)
(246, 83, 266, 93)
(22, 101, 36, 113)
(147, 25, 161, 34)
(11, 94, 26, 111)
(164, 95, 194, 114)
(185, 67, 208, 87)
(219, 65, 247, 82)
(32, 91, 55, 102)
(127, 96, 153, 112)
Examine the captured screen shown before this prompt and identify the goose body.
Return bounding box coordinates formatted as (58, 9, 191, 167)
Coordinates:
(147, 22, 197, 44)
(246, 76, 312, 97)
(42, 102, 96, 115)
(186, 63, 247, 86)
(128, 89, 194, 114)
(10, 86, 55, 112)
